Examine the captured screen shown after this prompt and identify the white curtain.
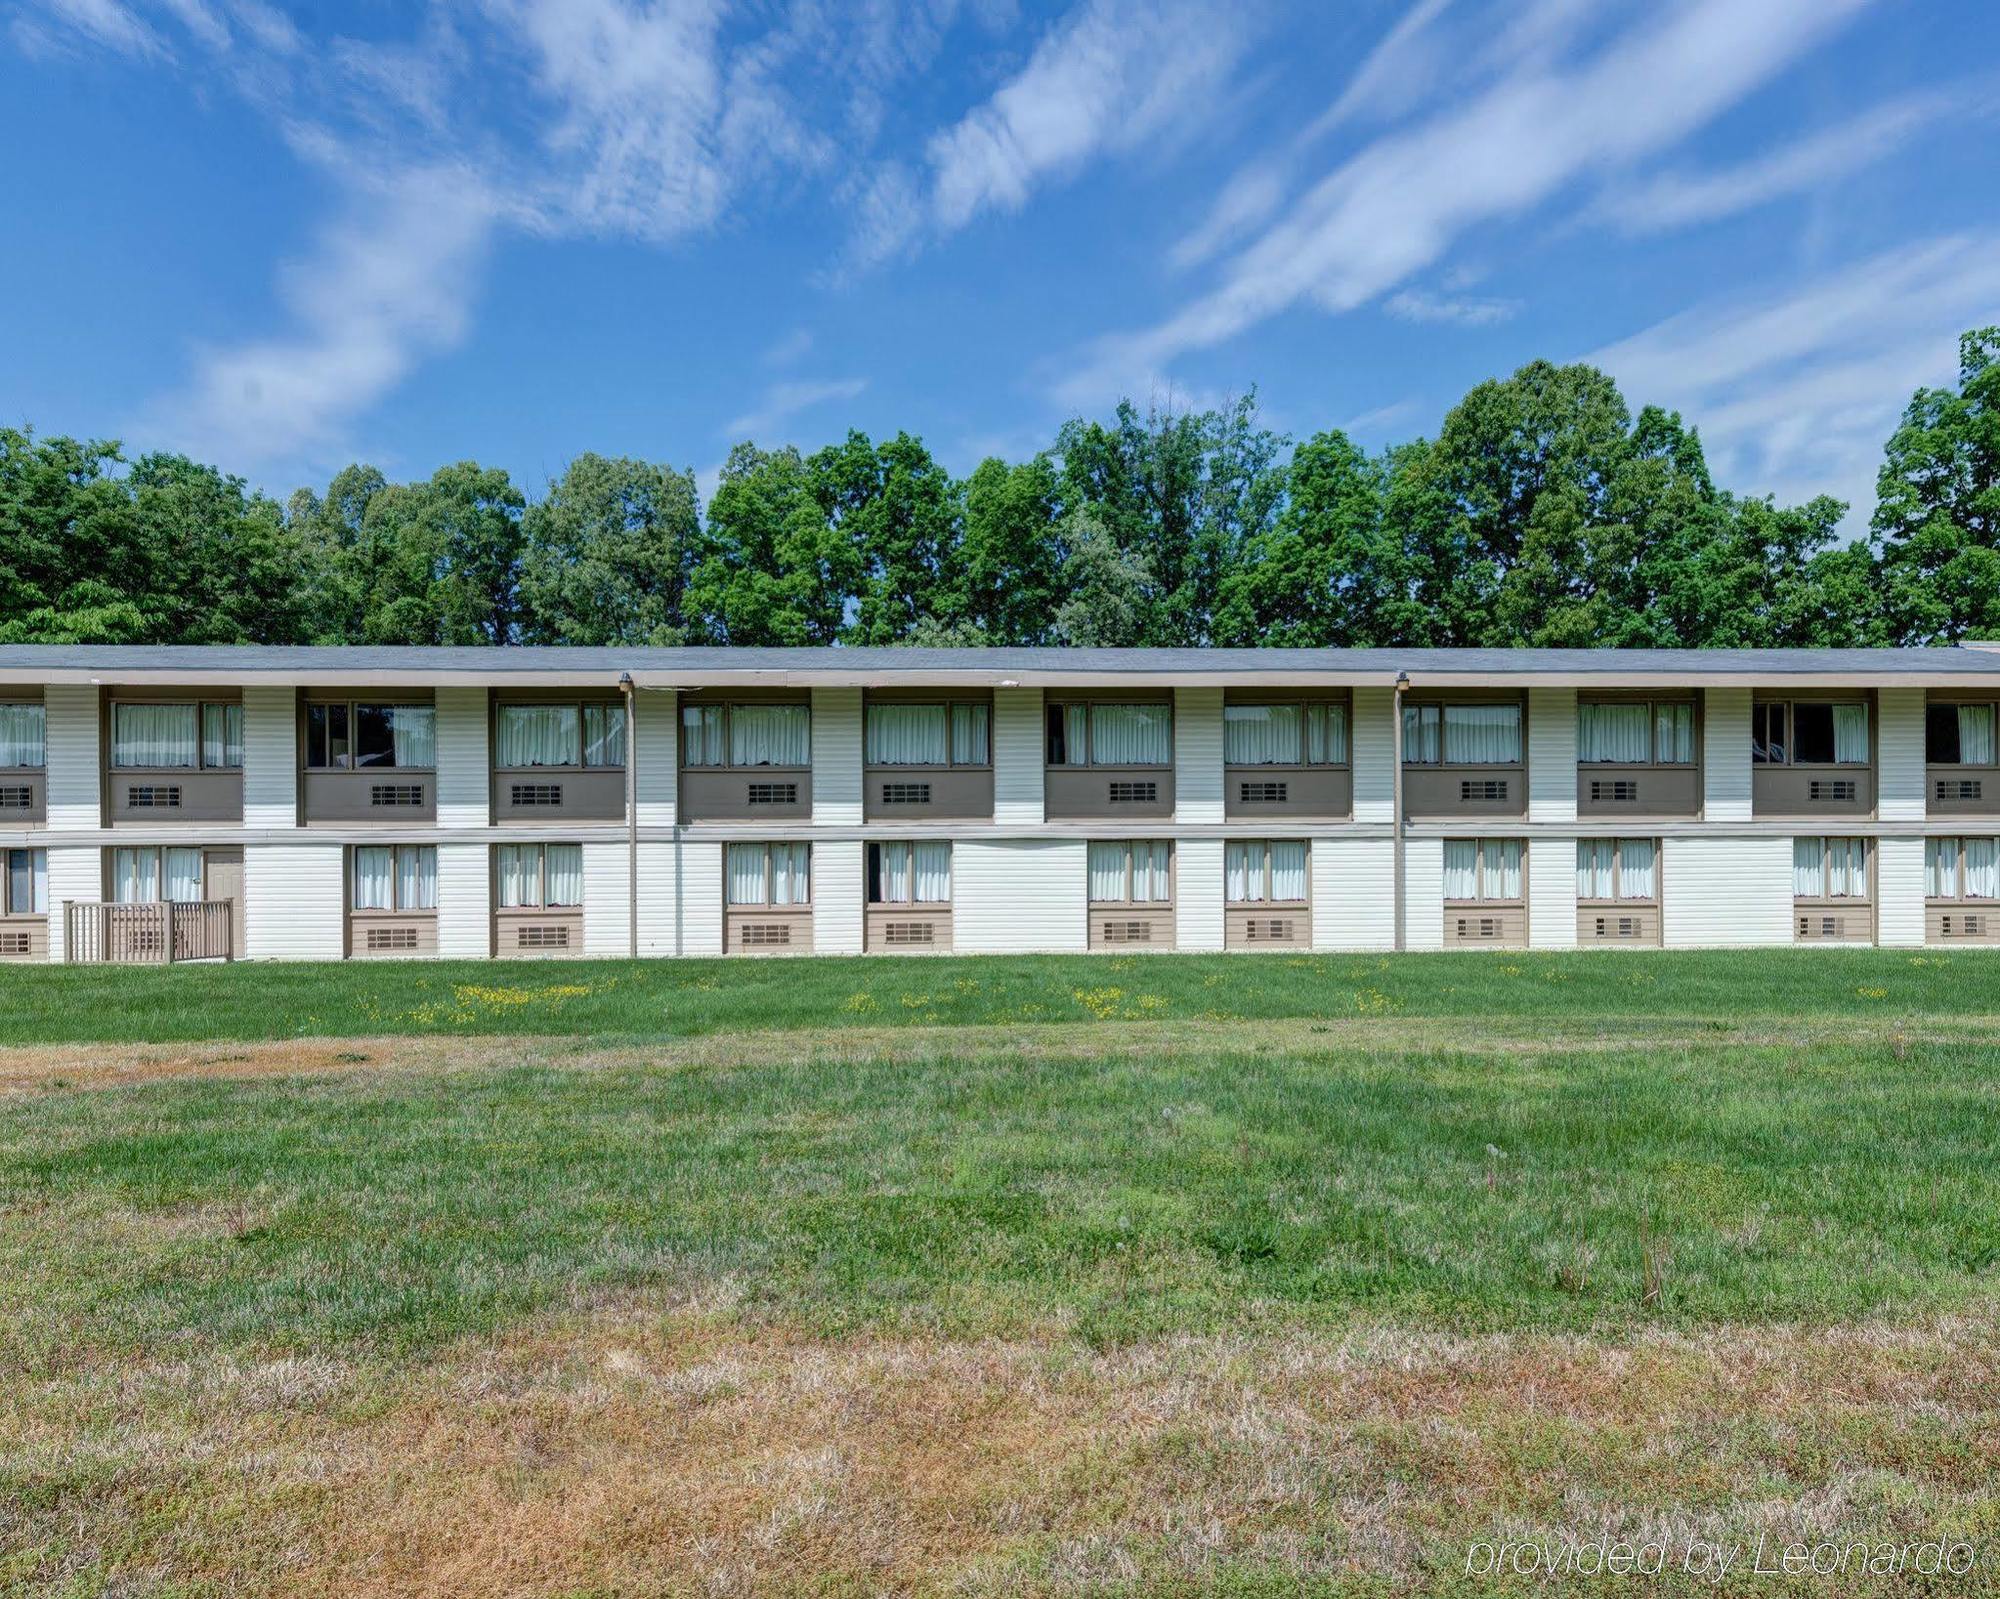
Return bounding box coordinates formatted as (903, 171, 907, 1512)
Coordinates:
(163, 848, 203, 901)
(1225, 841, 1259, 903)
(398, 847, 437, 911)
(1483, 839, 1522, 899)
(583, 704, 625, 768)
(1618, 838, 1656, 899)
(112, 703, 198, 768)
(1442, 839, 1479, 899)
(913, 842, 951, 902)
(1307, 703, 1347, 764)
(1577, 840, 1614, 900)
(1927, 838, 1958, 899)
(1225, 705, 1299, 765)
(1059, 703, 1088, 765)
(0, 703, 43, 767)
(867, 704, 948, 764)
(353, 847, 393, 910)
(1271, 841, 1307, 901)
(1578, 703, 1649, 763)
(682, 705, 724, 766)
(1959, 706, 1997, 765)
(201, 703, 244, 768)
(391, 707, 436, 767)
(772, 842, 809, 906)
(113, 848, 159, 903)
(500, 705, 577, 767)
(1091, 704, 1170, 764)
(952, 704, 989, 764)
(1088, 841, 1128, 901)
(1826, 837, 1866, 898)
(1444, 704, 1522, 763)
(497, 844, 537, 908)
(1403, 704, 1441, 764)
(878, 842, 912, 903)
(7, 849, 46, 914)
(1966, 837, 1999, 898)
(726, 843, 767, 906)
(1655, 703, 1695, 764)
(1793, 837, 1825, 898)
(731, 704, 809, 767)
(544, 843, 583, 906)
(1833, 704, 1869, 764)
(1134, 841, 1170, 902)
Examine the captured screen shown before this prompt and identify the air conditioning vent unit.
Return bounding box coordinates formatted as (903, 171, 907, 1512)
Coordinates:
(370, 784, 425, 807)
(1108, 781, 1158, 803)
(516, 924, 571, 949)
(1101, 919, 1152, 944)
(509, 783, 563, 807)
(1936, 779, 1982, 801)
(366, 925, 419, 951)
(1244, 917, 1296, 941)
(1808, 780, 1857, 802)
(0, 786, 31, 809)
(880, 782, 932, 804)
(0, 931, 32, 956)
(1594, 915, 1642, 939)
(1941, 913, 1985, 938)
(1589, 780, 1639, 802)
(739, 923, 792, 947)
(1457, 916, 1503, 940)
(1460, 780, 1508, 802)
(1238, 781, 1288, 803)
(746, 782, 798, 805)
(127, 785, 182, 808)
(883, 921, 935, 945)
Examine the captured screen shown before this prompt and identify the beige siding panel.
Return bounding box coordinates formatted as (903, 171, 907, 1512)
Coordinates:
(244, 844, 344, 959)
(582, 841, 631, 957)
(44, 845, 103, 961)
(952, 839, 1087, 954)
(435, 687, 489, 829)
(1877, 687, 1925, 822)
(1875, 835, 1926, 947)
(1661, 835, 1791, 946)
(241, 684, 297, 828)
(680, 840, 725, 956)
(1173, 686, 1224, 824)
(812, 686, 863, 825)
(1311, 837, 1395, 950)
(992, 687, 1044, 825)
(1527, 688, 1577, 823)
(1351, 687, 1395, 822)
(1176, 836, 1226, 952)
(636, 840, 681, 957)
(1528, 835, 1577, 949)
(1702, 688, 1752, 822)
(635, 688, 677, 827)
(43, 684, 100, 830)
(812, 839, 865, 955)
(436, 842, 490, 958)
(1404, 838, 1445, 951)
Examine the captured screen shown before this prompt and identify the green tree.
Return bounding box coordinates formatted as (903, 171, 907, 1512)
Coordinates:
(684, 442, 855, 644)
(811, 431, 965, 645)
(955, 454, 1063, 644)
(519, 453, 700, 645)
(1049, 509, 1154, 647)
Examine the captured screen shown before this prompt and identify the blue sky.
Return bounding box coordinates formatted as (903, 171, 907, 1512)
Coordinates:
(3, 0, 1997, 527)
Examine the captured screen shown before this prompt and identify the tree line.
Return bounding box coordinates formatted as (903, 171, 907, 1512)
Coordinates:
(3, 328, 1993, 651)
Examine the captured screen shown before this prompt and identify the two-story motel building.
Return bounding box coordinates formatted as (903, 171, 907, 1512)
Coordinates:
(2, 644, 1999, 963)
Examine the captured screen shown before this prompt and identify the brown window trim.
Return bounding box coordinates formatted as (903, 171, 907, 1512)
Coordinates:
(1221, 697, 1351, 770)
(494, 841, 585, 911)
(1086, 839, 1176, 907)
(493, 698, 627, 773)
(1442, 837, 1527, 907)
(1752, 698, 1873, 769)
(865, 840, 952, 906)
(348, 843, 438, 914)
(724, 841, 813, 909)
(1401, 697, 1526, 769)
(107, 697, 245, 773)
(302, 697, 438, 773)
(679, 700, 813, 771)
(1044, 698, 1174, 770)
(0, 701, 46, 771)
(1224, 838, 1310, 908)
(862, 698, 994, 770)
(1926, 699, 2000, 767)
(1792, 835, 1872, 903)
(1576, 698, 1698, 768)
(1575, 837, 1661, 905)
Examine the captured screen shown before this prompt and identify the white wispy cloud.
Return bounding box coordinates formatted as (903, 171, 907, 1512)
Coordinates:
(723, 377, 868, 442)
(761, 328, 816, 368)
(18, 0, 168, 59)
(1383, 288, 1522, 326)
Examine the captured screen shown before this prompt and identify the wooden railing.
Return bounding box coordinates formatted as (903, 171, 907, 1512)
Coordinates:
(62, 900, 235, 964)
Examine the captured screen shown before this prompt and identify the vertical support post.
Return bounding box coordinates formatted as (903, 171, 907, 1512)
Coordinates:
(621, 673, 637, 960)
(159, 900, 172, 965)
(1392, 671, 1408, 953)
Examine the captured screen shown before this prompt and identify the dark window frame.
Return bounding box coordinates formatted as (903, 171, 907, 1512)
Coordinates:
(1752, 699, 1870, 767)
(305, 700, 437, 771)
(1222, 700, 1351, 768)
(863, 700, 993, 769)
(109, 700, 243, 771)
(679, 701, 812, 770)
(493, 701, 627, 772)
(1044, 700, 1174, 769)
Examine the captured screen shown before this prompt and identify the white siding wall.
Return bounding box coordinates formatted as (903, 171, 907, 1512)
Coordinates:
(581, 841, 631, 957)
(812, 839, 865, 955)
(679, 840, 724, 956)
(241, 685, 297, 828)
(1311, 837, 1395, 950)
(1528, 688, 1577, 823)
(436, 841, 490, 958)
(1877, 688, 1926, 822)
(435, 687, 489, 829)
(243, 844, 344, 959)
(44, 845, 102, 961)
(636, 840, 681, 957)
(1173, 686, 1223, 824)
(1703, 688, 1752, 822)
(1404, 837, 1445, 951)
(812, 686, 863, 825)
(1351, 688, 1395, 822)
(1528, 836, 1578, 948)
(954, 839, 1088, 953)
(635, 689, 677, 827)
(993, 687, 1044, 825)
(1176, 836, 1225, 951)
(1875, 835, 1926, 948)
(43, 684, 100, 830)
(1662, 835, 1792, 946)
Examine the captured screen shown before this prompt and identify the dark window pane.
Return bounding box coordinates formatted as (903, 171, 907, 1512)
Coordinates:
(327, 703, 350, 768)
(354, 705, 397, 767)
(866, 842, 883, 903)
(1793, 703, 1835, 764)
(306, 704, 328, 768)
(1045, 704, 1066, 765)
(1928, 705, 1962, 764)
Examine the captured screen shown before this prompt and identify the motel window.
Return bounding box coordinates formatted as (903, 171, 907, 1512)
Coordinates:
(1927, 704, 1998, 765)
(351, 845, 438, 912)
(1088, 840, 1172, 904)
(726, 842, 812, 907)
(1754, 702, 1868, 766)
(681, 703, 810, 768)
(1443, 839, 1524, 902)
(1224, 840, 1307, 905)
(306, 703, 436, 769)
(112, 846, 205, 903)
(1793, 837, 1869, 900)
(1045, 702, 1171, 767)
(867, 841, 951, 904)
(496, 843, 583, 909)
(1403, 703, 1522, 765)
(1224, 703, 1347, 765)
(1576, 838, 1657, 902)
(3, 849, 47, 915)
(111, 703, 242, 770)
(0, 704, 45, 768)
(1577, 702, 1694, 764)
(865, 702, 990, 766)
(1926, 837, 2000, 899)
(496, 703, 625, 768)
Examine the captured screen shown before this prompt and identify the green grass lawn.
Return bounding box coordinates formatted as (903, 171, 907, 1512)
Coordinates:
(0, 944, 1994, 1043)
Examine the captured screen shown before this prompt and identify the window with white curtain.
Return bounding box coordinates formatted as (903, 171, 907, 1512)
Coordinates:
(1444, 838, 1524, 901)
(1794, 837, 1867, 899)
(497, 843, 585, 909)
(866, 704, 949, 765)
(1926, 836, 1998, 899)
(111, 703, 199, 768)
(498, 705, 579, 767)
(306, 702, 434, 768)
(1578, 701, 1696, 764)
(868, 841, 950, 903)
(681, 704, 724, 767)
(110, 847, 205, 902)
(1576, 838, 1655, 901)
(1088, 840, 1172, 903)
(1762, 702, 1870, 766)
(951, 703, 990, 765)
(1405, 703, 1522, 764)
(1927, 703, 1998, 765)
(1224, 702, 1348, 766)
(726, 842, 811, 906)
(0, 703, 46, 767)
(201, 703, 244, 769)
(4, 849, 46, 915)
(1224, 839, 1308, 904)
(582, 704, 625, 768)
(352, 845, 436, 912)
(731, 704, 810, 767)
(1402, 704, 1441, 764)
(1046, 702, 1170, 766)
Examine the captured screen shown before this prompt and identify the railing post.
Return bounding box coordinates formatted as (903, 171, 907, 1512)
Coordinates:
(160, 900, 173, 965)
